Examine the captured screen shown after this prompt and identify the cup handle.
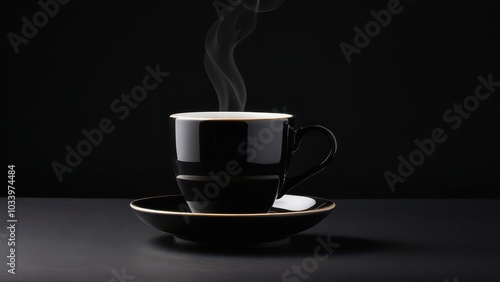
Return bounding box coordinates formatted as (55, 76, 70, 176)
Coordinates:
(277, 125, 338, 199)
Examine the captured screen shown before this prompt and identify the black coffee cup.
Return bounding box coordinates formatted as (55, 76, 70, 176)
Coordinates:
(170, 112, 337, 213)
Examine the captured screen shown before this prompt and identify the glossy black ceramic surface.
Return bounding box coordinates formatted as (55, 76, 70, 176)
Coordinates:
(130, 194, 335, 246)
(170, 112, 337, 213)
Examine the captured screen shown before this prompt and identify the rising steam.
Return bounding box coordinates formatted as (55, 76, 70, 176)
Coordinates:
(204, 0, 286, 111)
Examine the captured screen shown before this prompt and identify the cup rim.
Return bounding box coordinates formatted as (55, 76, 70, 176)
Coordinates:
(170, 111, 293, 120)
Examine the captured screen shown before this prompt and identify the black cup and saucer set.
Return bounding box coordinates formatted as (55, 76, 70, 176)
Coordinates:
(130, 112, 338, 247)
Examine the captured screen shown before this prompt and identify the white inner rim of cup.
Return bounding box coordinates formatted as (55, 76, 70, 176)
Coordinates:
(170, 111, 293, 120)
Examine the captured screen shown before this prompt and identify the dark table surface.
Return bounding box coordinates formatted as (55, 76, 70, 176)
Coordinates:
(1, 198, 499, 282)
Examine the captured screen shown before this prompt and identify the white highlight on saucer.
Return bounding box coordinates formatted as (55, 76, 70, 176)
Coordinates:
(272, 195, 316, 211)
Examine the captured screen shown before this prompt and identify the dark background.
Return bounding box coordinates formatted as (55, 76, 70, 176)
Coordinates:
(4, 0, 499, 199)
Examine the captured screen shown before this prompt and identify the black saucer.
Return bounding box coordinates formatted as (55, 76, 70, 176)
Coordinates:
(130, 194, 335, 246)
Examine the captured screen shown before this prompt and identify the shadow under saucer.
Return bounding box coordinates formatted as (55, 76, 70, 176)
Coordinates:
(148, 233, 412, 257)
